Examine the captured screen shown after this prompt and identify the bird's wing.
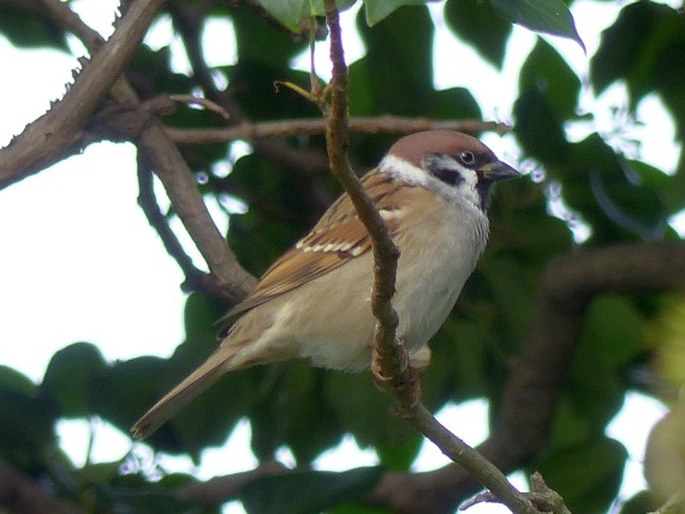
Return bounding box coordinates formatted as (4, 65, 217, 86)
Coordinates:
(218, 170, 410, 325)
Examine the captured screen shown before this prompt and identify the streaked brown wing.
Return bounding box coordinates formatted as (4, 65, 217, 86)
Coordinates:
(220, 170, 410, 324)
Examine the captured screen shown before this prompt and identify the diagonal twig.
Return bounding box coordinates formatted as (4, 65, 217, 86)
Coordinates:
(320, 2, 540, 514)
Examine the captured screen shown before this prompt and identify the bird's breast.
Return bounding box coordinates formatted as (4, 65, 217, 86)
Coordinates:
(393, 194, 489, 352)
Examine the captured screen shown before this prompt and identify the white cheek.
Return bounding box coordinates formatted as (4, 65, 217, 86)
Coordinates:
(459, 166, 479, 188)
(379, 155, 427, 185)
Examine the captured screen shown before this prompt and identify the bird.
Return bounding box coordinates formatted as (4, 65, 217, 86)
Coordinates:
(131, 130, 519, 439)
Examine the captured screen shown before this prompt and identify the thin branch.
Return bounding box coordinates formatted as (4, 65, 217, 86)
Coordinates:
(166, 117, 509, 144)
(322, 0, 403, 381)
(321, 2, 538, 514)
(400, 405, 540, 514)
(136, 155, 210, 292)
(167, 94, 230, 119)
(462, 473, 571, 514)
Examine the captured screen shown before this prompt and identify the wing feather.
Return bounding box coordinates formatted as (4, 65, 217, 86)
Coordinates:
(219, 170, 411, 325)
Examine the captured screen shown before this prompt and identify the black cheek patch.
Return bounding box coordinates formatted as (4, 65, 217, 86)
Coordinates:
(433, 167, 464, 186)
(476, 176, 494, 211)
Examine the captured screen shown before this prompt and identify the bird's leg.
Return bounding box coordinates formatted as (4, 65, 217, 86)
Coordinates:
(371, 338, 422, 410)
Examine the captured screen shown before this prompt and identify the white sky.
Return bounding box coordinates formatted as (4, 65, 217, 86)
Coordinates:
(0, 1, 679, 513)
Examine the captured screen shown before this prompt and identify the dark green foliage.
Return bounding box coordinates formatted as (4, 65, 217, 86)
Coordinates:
(445, 0, 511, 68)
(535, 436, 627, 513)
(490, 0, 585, 51)
(239, 467, 384, 514)
(0, 7, 68, 50)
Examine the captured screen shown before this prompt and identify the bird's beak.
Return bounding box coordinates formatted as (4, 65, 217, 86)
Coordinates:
(479, 160, 520, 181)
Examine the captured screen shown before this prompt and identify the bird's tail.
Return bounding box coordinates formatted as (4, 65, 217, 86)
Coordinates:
(131, 346, 239, 440)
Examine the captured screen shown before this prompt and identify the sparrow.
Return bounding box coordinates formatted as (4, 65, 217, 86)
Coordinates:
(131, 130, 519, 439)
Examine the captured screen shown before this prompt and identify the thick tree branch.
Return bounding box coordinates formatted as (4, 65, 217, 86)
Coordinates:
(0, 0, 166, 187)
(137, 120, 257, 301)
(490, 241, 685, 464)
(7, 0, 256, 302)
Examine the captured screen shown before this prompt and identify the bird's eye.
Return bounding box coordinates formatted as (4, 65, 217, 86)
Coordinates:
(459, 151, 476, 165)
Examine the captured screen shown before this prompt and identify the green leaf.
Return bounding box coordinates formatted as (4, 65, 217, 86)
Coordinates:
(490, 0, 585, 51)
(444, 0, 512, 68)
(258, 0, 358, 32)
(479, 257, 535, 343)
(356, 3, 433, 114)
(259, 0, 307, 32)
(590, 2, 685, 138)
(95, 356, 170, 435)
(519, 39, 580, 120)
(546, 399, 597, 450)
(231, 8, 308, 66)
(428, 87, 482, 121)
(561, 134, 669, 243)
(228, 152, 319, 275)
(41, 342, 108, 418)
(324, 372, 419, 468)
(618, 491, 659, 514)
(422, 317, 492, 407)
(363, 0, 429, 26)
(569, 296, 646, 427)
(590, 160, 668, 241)
(590, 2, 681, 97)
(535, 437, 627, 513)
(498, 211, 572, 264)
(183, 292, 226, 343)
(513, 87, 570, 166)
(0, 366, 57, 462)
(248, 363, 343, 463)
(309, 0, 360, 17)
(240, 467, 384, 514)
(375, 437, 422, 471)
(0, 8, 68, 49)
(0, 365, 37, 396)
(94, 472, 215, 514)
